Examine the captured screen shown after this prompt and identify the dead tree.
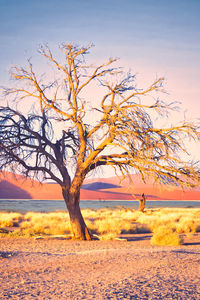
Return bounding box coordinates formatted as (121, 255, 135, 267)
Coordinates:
(139, 193, 146, 212)
(0, 43, 200, 239)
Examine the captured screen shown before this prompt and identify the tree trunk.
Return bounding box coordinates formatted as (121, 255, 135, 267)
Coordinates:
(139, 193, 146, 213)
(62, 188, 93, 240)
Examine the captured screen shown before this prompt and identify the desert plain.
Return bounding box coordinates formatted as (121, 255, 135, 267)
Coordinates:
(0, 234, 200, 299)
(0, 207, 200, 299)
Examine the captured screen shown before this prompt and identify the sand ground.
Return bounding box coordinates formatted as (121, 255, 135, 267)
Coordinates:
(0, 234, 200, 299)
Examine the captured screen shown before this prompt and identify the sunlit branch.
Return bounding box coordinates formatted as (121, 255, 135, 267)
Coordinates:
(1, 42, 200, 193)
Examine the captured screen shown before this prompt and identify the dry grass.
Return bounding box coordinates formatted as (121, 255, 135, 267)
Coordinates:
(0, 212, 23, 228)
(151, 226, 184, 246)
(0, 212, 71, 237)
(137, 208, 200, 234)
(0, 207, 199, 242)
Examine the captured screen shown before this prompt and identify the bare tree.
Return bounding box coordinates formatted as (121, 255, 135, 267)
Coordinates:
(0, 43, 199, 239)
(139, 193, 146, 213)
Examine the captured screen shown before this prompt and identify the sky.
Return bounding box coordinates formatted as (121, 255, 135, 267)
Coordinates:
(0, 0, 200, 112)
(0, 0, 200, 172)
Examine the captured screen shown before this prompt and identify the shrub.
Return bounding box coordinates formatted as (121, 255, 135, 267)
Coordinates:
(151, 225, 184, 246)
(0, 212, 22, 227)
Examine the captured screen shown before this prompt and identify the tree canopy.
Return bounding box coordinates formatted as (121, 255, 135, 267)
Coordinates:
(0, 43, 200, 239)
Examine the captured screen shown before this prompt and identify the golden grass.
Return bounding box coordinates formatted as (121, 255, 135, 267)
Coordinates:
(0, 207, 199, 241)
(151, 226, 184, 246)
(0, 212, 22, 227)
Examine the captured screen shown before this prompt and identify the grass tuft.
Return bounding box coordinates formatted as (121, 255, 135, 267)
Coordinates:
(151, 226, 184, 246)
(0, 212, 23, 228)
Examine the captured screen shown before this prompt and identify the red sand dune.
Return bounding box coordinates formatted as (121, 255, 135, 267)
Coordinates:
(0, 171, 200, 200)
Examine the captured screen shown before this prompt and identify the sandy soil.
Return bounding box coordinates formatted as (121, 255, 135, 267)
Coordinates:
(0, 234, 200, 299)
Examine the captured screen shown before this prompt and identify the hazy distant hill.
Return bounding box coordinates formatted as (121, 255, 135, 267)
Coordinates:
(0, 180, 32, 199)
(81, 182, 121, 191)
(0, 171, 200, 200)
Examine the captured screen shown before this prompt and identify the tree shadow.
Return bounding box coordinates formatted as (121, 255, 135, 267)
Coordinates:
(0, 180, 32, 199)
(183, 242, 200, 246)
(0, 251, 18, 259)
(0, 250, 66, 259)
(171, 249, 200, 254)
(120, 234, 152, 242)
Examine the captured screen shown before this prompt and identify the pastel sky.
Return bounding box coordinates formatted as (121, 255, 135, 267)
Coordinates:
(0, 0, 200, 163)
(1, 0, 200, 112)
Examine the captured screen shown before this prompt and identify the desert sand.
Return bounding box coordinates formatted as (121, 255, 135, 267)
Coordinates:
(0, 235, 199, 299)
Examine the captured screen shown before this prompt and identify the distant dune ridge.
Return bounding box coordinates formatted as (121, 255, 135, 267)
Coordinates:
(0, 171, 200, 200)
(0, 180, 32, 199)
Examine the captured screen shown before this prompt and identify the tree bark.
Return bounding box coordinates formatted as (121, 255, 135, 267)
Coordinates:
(62, 188, 93, 240)
(139, 193, 146, 213)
